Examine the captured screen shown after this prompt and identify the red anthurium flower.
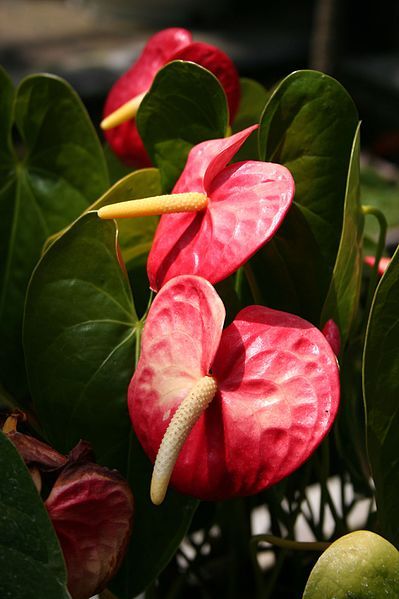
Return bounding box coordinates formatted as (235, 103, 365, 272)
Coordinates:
(46, 463, 134, 599)
(101, 27, 240, 167)
(99, 125, 295, 291)
(128, 275, 340, 504)
(146, 125, 294, 291)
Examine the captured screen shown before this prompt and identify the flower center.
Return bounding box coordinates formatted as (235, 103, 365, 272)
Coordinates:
(100, 91, 147, 130)
(98, 192, 209, 220)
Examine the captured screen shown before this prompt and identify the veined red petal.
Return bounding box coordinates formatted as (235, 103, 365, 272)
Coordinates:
(173, 125, 257, 194)
(129, 275, 225, 465)
(103, 28, 192, 166)
(170, 41, 240, 121)
(46, 463, 133, 599)
(129, 277, 340, 501)
(210, 306, 340, 498)
(147, 132, 294, 291)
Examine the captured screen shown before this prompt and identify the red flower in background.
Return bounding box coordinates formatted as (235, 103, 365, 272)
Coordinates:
(102, 27, 240, 167)
(128, 275, 340, 504)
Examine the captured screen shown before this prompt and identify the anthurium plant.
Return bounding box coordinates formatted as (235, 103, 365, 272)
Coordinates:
(1, 27, 399, 599)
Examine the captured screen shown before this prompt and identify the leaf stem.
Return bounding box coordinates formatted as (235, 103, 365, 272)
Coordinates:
(362, 205, 387, 316)
(243, 263, 264, 305)
(251, 534, 330, 552)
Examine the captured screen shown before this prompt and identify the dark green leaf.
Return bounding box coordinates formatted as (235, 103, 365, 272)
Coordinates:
(257, 70, 359, 322)
(303, 531, 399, 598)
(23, 212, 197, 592)
(137, 61, 228, 191)
(249, 203, 324, 323)
(111, 433, 198, 598)
(0, 71, 109, 400)
(232, 77, 269, 161)
(321, 123, 364, 346)
(23, 212, 135, 472)
(0, 429, 70, 599)
(363, 244, 399, 546)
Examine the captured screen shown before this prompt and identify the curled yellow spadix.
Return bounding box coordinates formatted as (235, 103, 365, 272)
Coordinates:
(100, 91, 147, 130)
(150, 375, 218, 505)
(97, 192, 208, 220)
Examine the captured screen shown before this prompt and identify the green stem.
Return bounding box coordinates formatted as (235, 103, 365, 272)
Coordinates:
(234, 266, 244, 302)
(251, 534, 330, 552)
(244, 263, 264, 305)
(362, 205, 387, 317)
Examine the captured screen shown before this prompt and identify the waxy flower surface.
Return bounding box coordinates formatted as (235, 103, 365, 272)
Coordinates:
(102, 27, 240, 166)
(146, 125, 295, 291)
(128, 275, 340, 503)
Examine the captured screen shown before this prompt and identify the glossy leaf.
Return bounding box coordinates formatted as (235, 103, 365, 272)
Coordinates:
(303, 531, 399, 598)
(23, 212, 198, 593)
(321, 124, 364, 347)
(0, 70, 108, 400)
(232, 78, 269, 161)
(92, 167, 162, 271)
(23, 212, 136, 472)
(0, 429, 70, 599)
(363, 245, 399, 546)
(136, 61, 228, 191)
(257, 70, 358, 322)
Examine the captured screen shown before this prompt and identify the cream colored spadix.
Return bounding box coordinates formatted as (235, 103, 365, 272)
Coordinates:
(97, 192, 208, 220)
(151, 375, 218, 505)
(100, 91, 147, 130)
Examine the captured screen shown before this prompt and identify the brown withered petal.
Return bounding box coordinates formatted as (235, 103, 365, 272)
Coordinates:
(7, 431, 67, 471)
(45, 463, 134, 599)
(66, 439, 95, 464)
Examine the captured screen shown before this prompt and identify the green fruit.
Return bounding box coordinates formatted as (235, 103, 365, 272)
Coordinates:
(303, 530, 399, 598)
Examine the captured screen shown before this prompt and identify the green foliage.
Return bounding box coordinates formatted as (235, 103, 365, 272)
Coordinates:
(255, 70, 359, 324)
(137, 61, 228, 191)
(0, 430, 70, 599)
(0, 69, 108, 401)
(363, 246, 399, 547)
(232, 78, 269, 161)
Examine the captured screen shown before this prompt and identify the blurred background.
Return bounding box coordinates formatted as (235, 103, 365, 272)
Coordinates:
(1, 0, 399, 157)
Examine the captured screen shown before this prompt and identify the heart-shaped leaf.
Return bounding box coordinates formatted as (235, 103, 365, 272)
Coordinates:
(321, 123, 364, 346)
(303, 531, 399, 598)
(0, 69, 108, 400)
(136, 61, 228, 191)
(363, 245, 399, 546)
(256, 70, 359, 323)
(0, 429, 70, 599)
(23, 212, 198, 593)
(23, 212, 136, 471)
(232, 78, 269, 161)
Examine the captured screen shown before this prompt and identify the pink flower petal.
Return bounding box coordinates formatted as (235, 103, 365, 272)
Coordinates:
(129, 275, 225, 464)
(147, 128, 294, 290)
(129, 278, 340, 501)
(103, 28, 192, 166)
(46, 463, 134, 599)
(170, 41, 240, 120)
